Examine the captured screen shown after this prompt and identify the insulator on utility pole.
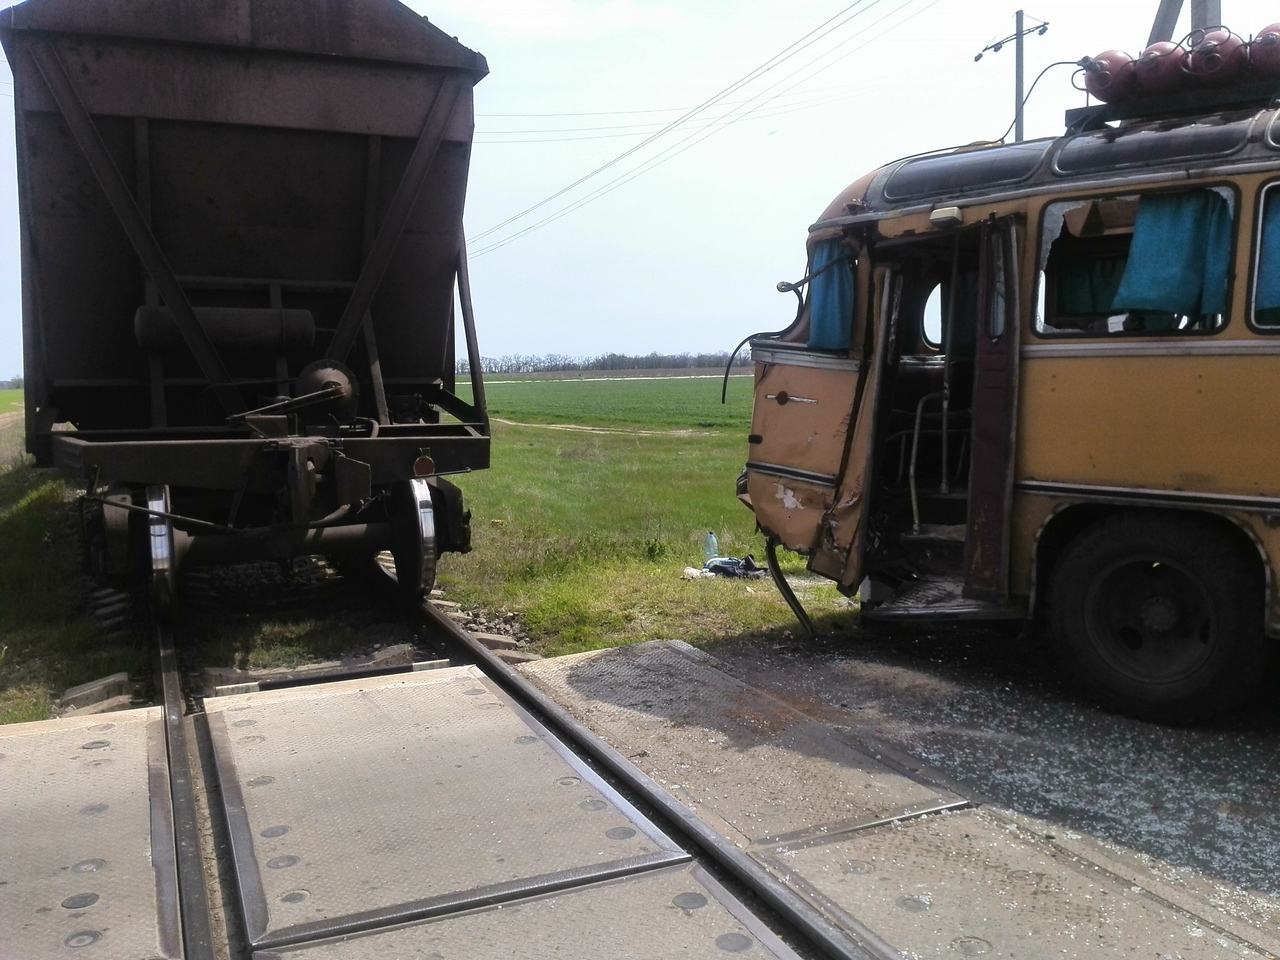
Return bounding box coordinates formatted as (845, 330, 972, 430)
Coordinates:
(975, 9, 1048, 143)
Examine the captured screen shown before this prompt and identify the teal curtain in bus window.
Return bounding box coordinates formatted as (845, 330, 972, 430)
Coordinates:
(1256, 193, 1280, 315)
(1054, 254, 1127, 315)
(1111, 191, 1231, 316)
(807, 240, 854, 351)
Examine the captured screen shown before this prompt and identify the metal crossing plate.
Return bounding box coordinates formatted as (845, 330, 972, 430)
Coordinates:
(205, 667, 688, 950)
(251, 863, 802, 960)
(520, 641, 963, 846)
(0, 708, 181, 960)
(766, 806, 1264, 959)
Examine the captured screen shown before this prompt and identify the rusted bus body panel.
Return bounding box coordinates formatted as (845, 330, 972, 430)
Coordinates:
(746, 359, 858, 553)
(1017, 352, 1280, 495)
(745, 252, 876, 575)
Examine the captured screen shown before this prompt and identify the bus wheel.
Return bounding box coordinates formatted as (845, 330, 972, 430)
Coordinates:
(1049, 513, 1270, 723)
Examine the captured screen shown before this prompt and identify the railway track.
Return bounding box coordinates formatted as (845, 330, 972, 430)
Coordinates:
(4, 562, 882, 960)
(8, 556, 1278, 959)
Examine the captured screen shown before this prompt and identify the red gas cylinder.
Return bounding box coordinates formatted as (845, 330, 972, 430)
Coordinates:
(1188, 28, 1248, 84)
(1133, 40, 1188, 95)
(1081, 50, 1136, 102)
(1249, 23, 1280, 78)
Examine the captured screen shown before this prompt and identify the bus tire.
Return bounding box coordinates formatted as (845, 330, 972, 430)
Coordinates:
(1048, 512, 1271, 723)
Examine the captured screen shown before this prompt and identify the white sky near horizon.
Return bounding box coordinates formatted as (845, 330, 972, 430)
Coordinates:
(0, 0, 1276, 377)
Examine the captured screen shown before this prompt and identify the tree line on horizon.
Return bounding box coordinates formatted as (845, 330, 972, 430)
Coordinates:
(457, 351, 752, 375)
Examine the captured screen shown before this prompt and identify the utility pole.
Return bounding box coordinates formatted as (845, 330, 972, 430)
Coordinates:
(1015, 10, 1025, 142)
(1148, 0, 1221, 44)
(974, 11, 1048, 142)
(1191, 0, 1221, 29)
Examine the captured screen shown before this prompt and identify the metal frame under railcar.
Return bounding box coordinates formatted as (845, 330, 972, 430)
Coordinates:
(1, 0, 493, 600)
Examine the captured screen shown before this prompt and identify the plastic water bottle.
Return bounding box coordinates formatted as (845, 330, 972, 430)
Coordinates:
(704, 531, 719, 564)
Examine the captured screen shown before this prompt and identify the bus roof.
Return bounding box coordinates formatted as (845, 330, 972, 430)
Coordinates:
(813, 102, 1280, 234)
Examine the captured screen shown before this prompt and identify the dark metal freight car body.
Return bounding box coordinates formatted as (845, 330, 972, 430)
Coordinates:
(1, 0, 491, 602)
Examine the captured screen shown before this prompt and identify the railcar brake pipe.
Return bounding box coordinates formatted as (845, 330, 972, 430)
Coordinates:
(82, 496, 241, 535)
(418, 600, 885, 960)
(227, 383, 344, 422)
(764, 536, 816, 639)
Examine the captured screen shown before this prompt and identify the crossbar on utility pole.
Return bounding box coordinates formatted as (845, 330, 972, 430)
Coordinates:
(975, 10, 1046, 143)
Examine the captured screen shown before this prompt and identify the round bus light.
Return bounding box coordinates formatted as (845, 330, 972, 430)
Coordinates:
(413, 455, 436, 477)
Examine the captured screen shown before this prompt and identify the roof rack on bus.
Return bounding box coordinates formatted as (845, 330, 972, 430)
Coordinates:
(1065, 79, 1280, 133)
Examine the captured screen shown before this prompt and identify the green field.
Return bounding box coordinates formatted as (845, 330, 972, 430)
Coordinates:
(439, 374, 858, 656)
(0, 389, 22, 415)
(459, 375, 754, 430)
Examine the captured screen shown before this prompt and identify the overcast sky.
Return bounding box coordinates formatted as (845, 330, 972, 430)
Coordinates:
(1, 0, 1276, 377)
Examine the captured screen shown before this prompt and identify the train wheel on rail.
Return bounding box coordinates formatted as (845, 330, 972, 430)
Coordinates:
(389, 478, 438, 603)
(145, 484, 178, 619)
(1049, 512, 1271, 723)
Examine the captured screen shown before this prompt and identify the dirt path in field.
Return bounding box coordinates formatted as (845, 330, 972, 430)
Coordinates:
(490, 417, 710, 437)
(0, 410, 22, 428)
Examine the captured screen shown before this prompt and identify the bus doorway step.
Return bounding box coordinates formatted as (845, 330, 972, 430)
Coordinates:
(862, 577, 1025, 622)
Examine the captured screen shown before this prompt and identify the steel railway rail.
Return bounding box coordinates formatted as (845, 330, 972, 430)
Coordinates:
(133, 581, 882, 960)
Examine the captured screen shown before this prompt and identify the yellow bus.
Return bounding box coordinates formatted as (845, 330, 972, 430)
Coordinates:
(740, 91, 1280, 723)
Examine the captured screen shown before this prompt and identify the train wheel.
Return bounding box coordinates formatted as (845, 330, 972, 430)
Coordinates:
(145, 484, 177, 619)
(389, 479, 438, 603)
(1049, 513, 1270, 723)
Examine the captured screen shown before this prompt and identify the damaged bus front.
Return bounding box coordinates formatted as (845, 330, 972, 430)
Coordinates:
(739, 92, 1280, 723)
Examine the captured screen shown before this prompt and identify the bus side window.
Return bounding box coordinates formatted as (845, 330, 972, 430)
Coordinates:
(1253, 183, 1280, 327)
(922, 283, 943, 348)
(1036, 190, 1232, 336)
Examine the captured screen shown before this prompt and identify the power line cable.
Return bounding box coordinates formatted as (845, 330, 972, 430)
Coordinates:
(472, 0, 935, 257)
(476, 87, 865, 136)
(471, 0, 940, 258)
(474, 87, 884, 143)
(470, 0, 887, 242)
(474, 82, 861, 119)
(474, 87, 886, 144)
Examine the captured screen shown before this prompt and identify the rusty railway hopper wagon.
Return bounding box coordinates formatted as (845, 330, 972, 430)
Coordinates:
(2, 0, 491, 605)
(741, 78, 1280, 723)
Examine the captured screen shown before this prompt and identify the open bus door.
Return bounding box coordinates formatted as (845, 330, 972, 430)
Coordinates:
(963, 218, 1020, 603)
(849, 215, 1024, 622)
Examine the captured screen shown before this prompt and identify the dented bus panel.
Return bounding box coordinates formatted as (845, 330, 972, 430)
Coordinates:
(743, 90, 1280, 723)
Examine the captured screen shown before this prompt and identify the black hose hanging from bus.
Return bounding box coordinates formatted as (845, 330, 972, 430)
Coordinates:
(765, 536, 816, 639)
(994, 60, 1081, 142)
(719, 251, 854, 404)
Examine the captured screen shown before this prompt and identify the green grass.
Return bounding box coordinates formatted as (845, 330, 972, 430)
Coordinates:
(0, 372, 855, 720)
(0, 390, 22, 415)
(459, 374, 754, 430)
(0, 424, 148, 723)
(437, 377, 858, 657)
